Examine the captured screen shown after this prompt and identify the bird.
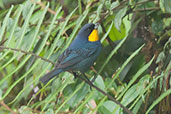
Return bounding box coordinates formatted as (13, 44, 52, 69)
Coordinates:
(40, 23, 102, 84)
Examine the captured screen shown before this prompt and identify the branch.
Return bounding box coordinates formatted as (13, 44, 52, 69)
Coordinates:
(0, 100, 17, 114)
(135, 0, 156, 6)
(0, 46, 55, 65)
(72, 73, 133, 114)
(30, 0, 56, 15)
(133, 7, 160, 12)
(0, 39, 7, 46)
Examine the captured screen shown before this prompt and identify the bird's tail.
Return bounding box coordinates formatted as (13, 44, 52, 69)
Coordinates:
(40, 68, 63, 84)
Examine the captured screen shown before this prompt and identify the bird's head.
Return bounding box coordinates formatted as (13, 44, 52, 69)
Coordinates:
(78, 23, 99, 42)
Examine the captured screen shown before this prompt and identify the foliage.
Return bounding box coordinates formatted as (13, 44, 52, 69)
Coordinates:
(0, 0, 170, 114)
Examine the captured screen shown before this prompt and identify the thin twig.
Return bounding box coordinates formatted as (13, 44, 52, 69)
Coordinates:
(133, 7, 160, 12)
(0, 46, 55, 65)
(0, 39, 7, 46)
(30, 0, 56, 15)
(72, 73, 133, 114)
(111, 0, 127, 11)
(0, 100, 17, 114)
(135, 0, 155, 6)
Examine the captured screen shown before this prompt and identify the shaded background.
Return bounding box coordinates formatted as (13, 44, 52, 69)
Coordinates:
(0, 0, 170, 114)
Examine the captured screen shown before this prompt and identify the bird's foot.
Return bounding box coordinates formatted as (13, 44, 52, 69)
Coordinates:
(72, 72, 78, 79)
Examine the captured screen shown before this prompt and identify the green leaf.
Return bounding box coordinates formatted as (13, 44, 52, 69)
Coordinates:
(123, 14, 131, 34)
(45, 109, 54, 114)
(146, 88, 171, 114)
(132, 99, 143, 114)
(110, 1, 119, 11)
(30, 10, 43, 24)
(0, 89, 2, 99)
(160, 0, 171, 13)
(99, 101, 122, 114)
(0, 5, 13, 41)
(19, 106, 32, 114)
(121, 84, 140, 106)
(99, 35, 128, 74)
(94, 75, 105, 91)
(105, 0, 111, 10)
(66, 83, 89, 108)
(101, 21, 114, 43)
(73, 91, 94, 114)
(151, 19, 163, 35)
(22, 0, 33, 19)
(114, 6, 127, 31)
(6, 5, 23, 46)
(109, 22, 126, 41)
(0, 0, 4, 9)
(156, 51, 165, 63)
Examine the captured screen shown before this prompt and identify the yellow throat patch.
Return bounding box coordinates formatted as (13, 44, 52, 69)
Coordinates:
(88, 29, 99, 42)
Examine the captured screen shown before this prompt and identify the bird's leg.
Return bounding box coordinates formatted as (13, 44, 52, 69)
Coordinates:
(72, 72, 93, 90)
(72, 71, 78, 79)
(82, 73, 93, 90)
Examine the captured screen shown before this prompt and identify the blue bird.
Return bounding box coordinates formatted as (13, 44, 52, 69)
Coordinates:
(40, 23, 101, 84)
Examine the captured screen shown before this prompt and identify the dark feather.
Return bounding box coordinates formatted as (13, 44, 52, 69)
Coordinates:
(40, 68, 63, 84)
(56, 46, 97, 69)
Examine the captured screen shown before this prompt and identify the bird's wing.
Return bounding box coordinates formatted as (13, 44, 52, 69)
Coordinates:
(56, 46, 97, 69)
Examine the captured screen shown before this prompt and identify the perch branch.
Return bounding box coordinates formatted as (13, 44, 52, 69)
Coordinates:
(0, 100, 17, 114)
(72, 73, 133, 114)
(0, 46, 55, 65)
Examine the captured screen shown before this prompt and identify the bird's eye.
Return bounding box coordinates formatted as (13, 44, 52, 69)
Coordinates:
(87, 28, 90, 31)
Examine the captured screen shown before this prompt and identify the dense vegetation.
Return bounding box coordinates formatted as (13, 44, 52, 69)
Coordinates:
(0, 0, 170, 114)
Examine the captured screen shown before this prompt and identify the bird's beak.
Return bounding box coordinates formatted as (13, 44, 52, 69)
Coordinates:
(88, 23, 99, 42)
(94, 23, 99, 29)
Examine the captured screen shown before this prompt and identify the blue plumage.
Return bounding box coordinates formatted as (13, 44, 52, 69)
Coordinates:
(40, 23, 101, 84)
